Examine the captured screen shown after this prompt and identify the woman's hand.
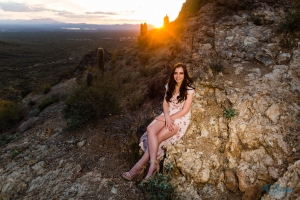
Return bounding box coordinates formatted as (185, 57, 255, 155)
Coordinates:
(164, 115, 175, 132)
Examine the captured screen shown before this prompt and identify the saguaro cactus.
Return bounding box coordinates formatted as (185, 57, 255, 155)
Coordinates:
(140, 23, 148, 36)
(97, 47, 104, 72)
(86, 72, 93, 86)
(164, 14, 169, 27)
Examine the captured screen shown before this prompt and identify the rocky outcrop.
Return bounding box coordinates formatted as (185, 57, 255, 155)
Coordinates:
(164, 1, 300, 199)
(261, 160, 300, 200)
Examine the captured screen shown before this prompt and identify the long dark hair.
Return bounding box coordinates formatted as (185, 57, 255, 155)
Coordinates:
(166, 63, 194, 103)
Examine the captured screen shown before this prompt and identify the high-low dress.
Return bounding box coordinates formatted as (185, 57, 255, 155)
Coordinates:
(139, 85, 195, 160)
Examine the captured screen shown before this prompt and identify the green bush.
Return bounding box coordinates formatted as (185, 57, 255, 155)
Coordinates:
(11, 148, 19, 158)
(125, 56, 133, 65)
(27, 109, 40, 118)
(38, 95, 59, 111)
(139, 164, 175, 200)
(223, 108, 238, 119)
(111, 50, 119, 64)
(279, 10, 300, 33)
(41, 84, 51, 94)
(125, 90, 145, 110)
(0, 133, 21, 147)
(0, 100, 22, 130)
(139, 53, 151, 65)
(279, 36, 298, 49)
(139, 65, 161, 77)
(64, 76, 120, 130)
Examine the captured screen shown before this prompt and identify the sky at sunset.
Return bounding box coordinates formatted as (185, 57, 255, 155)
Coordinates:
(0, 0, 186, 27)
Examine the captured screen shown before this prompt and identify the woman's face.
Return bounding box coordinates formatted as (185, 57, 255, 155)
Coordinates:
(173, 67, 184, 84)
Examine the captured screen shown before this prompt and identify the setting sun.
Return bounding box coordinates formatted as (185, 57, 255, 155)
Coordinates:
(133, 0, 185, 28)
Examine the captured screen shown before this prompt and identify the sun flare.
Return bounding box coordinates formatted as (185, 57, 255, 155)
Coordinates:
(141, 0, 185, 28)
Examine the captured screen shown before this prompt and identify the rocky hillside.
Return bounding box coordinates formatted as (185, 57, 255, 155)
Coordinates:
(163, 0, 300, 199)
(1, 0, 300, 199)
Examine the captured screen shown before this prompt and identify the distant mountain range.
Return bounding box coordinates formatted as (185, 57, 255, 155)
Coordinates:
(0, 18, 155, 32)
(0, 18, 61, 24)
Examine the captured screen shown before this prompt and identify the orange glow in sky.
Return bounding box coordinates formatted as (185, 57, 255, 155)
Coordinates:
(0, 0, 186, 25)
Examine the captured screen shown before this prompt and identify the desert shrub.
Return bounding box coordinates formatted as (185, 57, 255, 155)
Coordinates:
(139, 53, 151, 65)
(125, 56, 134, 65)
(125, 89, 145, 110)
(111, 50, 119, 64)
(11, 148, 19, 158)
(139, 163, 175, 200)
(0, 132, 21, 147)
(279, 10, 300, 33)
(223, 108, 238, 119)
(139, 65, 161, 78)
(0, 100, 22, 130)
(27, 109, 40, 118)
(38, 95, 59, 111)
(41, 84, 51, 94)
(279, 35, 298, 49)
(209, 61, 223, 76)
(64, 76, 120, 130)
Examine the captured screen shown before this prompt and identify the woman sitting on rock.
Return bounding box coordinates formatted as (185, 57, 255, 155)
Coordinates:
(122, 63, 195, 181)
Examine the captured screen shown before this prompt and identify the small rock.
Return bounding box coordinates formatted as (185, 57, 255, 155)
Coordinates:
(265, 104, 280, 123)
(242, 184, 262, 200)
(77, 141, 85, 148)
(111, 186, 118, 194)
(225, 170, 238, 192)
(66, 139, 75, 144)
(217, 182, 226, 192)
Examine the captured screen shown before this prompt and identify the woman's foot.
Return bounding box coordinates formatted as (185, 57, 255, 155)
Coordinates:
(142, 160, 159, 182)
(122, 163, 146, 181)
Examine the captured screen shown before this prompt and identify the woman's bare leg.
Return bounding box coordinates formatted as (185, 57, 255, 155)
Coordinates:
(124, 150, 149, 177)
(124, 119, 165, 177)
(146, 121, 178, 178)
(124, 119, 178, 179)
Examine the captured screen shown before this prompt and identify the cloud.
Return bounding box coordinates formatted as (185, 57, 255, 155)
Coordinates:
(57, 11, 103, 19)
(0, 1, 48, 12)
(86, 11, 118, 15)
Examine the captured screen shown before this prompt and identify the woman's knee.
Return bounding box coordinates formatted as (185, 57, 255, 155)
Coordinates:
(157, 125, 179, 143)
(147, 125, 155, 136)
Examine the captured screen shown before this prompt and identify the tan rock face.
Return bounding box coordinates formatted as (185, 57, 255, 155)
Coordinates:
(225, 170, 238, 192)
(165, 1, 300, 198)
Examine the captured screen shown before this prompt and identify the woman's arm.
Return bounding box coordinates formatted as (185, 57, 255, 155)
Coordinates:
(170, 93, 193, 120)
(162, 97, 175, 131)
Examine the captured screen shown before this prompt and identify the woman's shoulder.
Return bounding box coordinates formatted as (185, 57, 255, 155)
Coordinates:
(186, 85, 195, 95)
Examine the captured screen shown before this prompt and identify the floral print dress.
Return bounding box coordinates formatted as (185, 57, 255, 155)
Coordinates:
(139, 85, 195, 160)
